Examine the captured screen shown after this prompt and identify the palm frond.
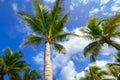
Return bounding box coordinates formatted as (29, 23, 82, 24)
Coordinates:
(8, 71, 22, 80)
(12, 61, 29, 71)
(18, 11, 44, 34)
(106, 39, 120, 50)
(52, 12, 69, 35)
(22, 34, 43, 46)
(104, 12, 120, 34)
(33, 0, 49, 33)
(48, 0, 64, 37)
(3, 47, 12, 60)
(87, 16, 102, 36)
(6, 51, 23, 65)
(30, 70, 41, 79)
(84, 41, 102, 57)
(114, 52, 120, 62)
(50, 0, 63, 20)
(107, 63, 120, 77)
(54, 32, 78, 41)
(0, 56, 4, 66)
(53, 42, 65, 54)
(110, 32, 120, 37)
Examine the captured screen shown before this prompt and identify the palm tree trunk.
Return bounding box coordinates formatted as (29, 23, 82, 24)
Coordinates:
(44, 42, 52, 80)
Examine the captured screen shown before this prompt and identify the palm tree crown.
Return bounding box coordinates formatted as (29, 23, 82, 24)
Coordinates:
(18, 0, 75, 53)
(80, 12, 120, 61)
(0, 47, 29, 80)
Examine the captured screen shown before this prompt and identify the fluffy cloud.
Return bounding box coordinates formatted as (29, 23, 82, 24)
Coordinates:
(60, 61, 77, 80)
(100, 0, 110, 5)
(33, 52, 44, 70)
(11, 3, 18, 12)
(89, 8, 99, 16)
(111, 5, 120, 12)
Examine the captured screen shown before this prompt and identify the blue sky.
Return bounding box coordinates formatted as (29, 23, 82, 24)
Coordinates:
(0, 0, 120, 80)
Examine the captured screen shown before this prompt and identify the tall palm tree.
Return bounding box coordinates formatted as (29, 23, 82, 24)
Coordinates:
(0, 47, 29, 80)
(18, 0, 77, 80)
(107, 52, 120, 80)
(23, 68, 41, 80)
(80, 12, 120, 61)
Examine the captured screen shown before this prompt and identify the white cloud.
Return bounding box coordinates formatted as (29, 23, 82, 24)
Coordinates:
(100, 0, 110, 5)
(70, 5, 74, 11)
(76, 71, 85, 80)
(101, 44, 117, 56)
(91, 60, 108, 68)
(62, 28, 91, 54)
(113, 0, 120, 4)
(11, 3, 18, 12)
(60, 61, 77, 80)
(111, 5, 120, 12)
(52, 28, 91, 76)
(33, 52, 44, 70)
(33, 53, 44, 65)
(44, 0, 55, 3)
(89, 8, 99, 16)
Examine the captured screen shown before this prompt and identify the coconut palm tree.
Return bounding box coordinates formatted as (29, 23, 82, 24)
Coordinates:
(18, 0, 77, 80)
(79, 65, 115, 80)
(80, 12, 120, 61)
(107, 52, 120, 80)
(0, 47, 29, 80)
(23, 68, 41, 80)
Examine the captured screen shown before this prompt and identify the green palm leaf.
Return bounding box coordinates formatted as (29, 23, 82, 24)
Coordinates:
(52, 12, 69, 35)
(84, 41, 102, 57)
(87, 16, 102, 36)
(104, 12, 120, 35)
(53, 42, 65, 54)
(54, 32, 78, 41)
(18, 11, 44, 34)
(22, 34, 43, 46)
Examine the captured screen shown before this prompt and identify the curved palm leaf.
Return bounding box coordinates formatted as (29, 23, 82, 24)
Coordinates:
(114, 52, 120, 62)
(22, 34, 43, 46)
(84, 41, 102, 57)
(52, 12, 69, 35)
(107, 63, 120, 77)
(103, 12, 120, 35)
(23, 68, 41, 80)
(87, 16, 102, 36)
(54, 32, 78, 41)
(53, 42, 65, 54)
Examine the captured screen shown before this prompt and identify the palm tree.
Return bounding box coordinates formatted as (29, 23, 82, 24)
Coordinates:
(79, 65, 115, 80)
(80, 12, 120, 61)
(0, 47, 29, 80)
(107, 52, 120, 80)
(18, 0, 77, 80)
(23, 68, 41, 80)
